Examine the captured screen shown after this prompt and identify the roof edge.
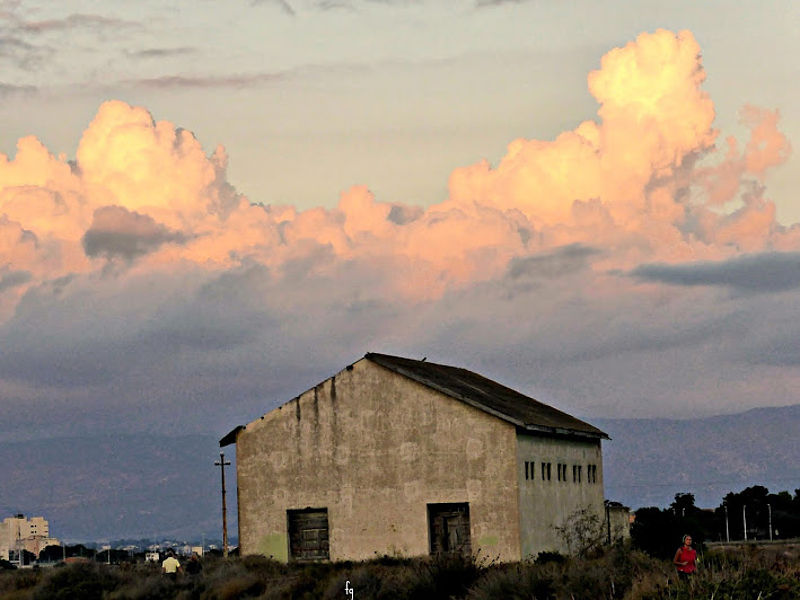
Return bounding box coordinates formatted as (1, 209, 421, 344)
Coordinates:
(523, 423, 610, 440)
(365, 353, 608, 439)
(219, 425, 244, 447)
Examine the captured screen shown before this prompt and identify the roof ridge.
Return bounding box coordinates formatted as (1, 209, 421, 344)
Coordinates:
(365, 352, 608, 439)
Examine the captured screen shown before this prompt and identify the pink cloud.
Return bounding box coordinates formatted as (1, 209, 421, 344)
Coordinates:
(0, 29, 794, 313)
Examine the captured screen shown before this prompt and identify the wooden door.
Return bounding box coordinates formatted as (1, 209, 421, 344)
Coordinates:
(428, 502, 471, 555)
(287, 508, 330, 561)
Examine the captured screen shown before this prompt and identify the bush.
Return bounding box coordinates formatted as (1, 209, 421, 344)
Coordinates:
(555, 507, 606, 558)
(34, 563, 117, 600)
(0, 544, 797, 600)
(534, 551, 565, 565)
(467, 563, 555, 600)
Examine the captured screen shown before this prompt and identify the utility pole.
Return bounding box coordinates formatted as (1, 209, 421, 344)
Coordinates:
(215, 452, 231, 557)
(15, 524, 21, 567)
(768, 503, 773, 541)
(724, 504, 730, 542)
(742, 504, 747, 542)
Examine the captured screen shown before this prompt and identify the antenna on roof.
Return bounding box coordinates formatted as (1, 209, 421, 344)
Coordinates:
(421, 356, 427, 362)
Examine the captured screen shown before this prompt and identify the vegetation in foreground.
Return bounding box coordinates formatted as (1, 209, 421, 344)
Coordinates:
(0, 543, 799, 600)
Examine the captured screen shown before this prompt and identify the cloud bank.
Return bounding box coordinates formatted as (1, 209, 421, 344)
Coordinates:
(1, 29, 798, 438)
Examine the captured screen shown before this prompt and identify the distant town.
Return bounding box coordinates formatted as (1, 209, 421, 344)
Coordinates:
(0, 513, 233, 569)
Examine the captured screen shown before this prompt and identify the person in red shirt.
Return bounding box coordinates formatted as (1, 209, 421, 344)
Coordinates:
(673, 534, 697, 579)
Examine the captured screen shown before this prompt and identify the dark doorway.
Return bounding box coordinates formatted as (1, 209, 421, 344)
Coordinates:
(287, 508, 330, 561)
(428, 502, 471, 555)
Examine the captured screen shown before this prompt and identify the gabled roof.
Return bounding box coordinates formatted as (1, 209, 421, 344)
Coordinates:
(365, 352, 608, 440)
(221, 352, 608, 446)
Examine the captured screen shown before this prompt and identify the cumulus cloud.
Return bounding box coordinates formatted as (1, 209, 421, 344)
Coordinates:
(1, 29, 798, 436)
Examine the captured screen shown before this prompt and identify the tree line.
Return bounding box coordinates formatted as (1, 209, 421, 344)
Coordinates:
(631, 485, 800, 557)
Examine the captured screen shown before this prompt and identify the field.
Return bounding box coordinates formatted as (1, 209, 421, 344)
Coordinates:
(1, 543, 799, 600)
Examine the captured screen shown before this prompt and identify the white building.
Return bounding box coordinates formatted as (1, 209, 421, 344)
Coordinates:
(0, 514, 60, 561)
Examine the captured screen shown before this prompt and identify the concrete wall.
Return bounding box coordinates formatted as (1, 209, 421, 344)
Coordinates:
(516, 433, 605, 557)
(608, 505, 631, 542)
(236, 358, 522, 562)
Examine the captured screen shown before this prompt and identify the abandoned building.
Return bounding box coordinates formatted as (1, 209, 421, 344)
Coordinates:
(220, 352, 609, 562)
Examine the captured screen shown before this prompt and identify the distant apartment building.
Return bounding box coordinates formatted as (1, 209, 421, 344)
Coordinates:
(0, 514, 61, 560)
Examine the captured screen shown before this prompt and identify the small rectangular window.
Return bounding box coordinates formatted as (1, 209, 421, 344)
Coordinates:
(524, 461, 529, 480)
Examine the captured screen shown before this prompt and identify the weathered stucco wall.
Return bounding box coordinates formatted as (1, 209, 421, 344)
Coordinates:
(236, 358, 522, 562)
(516, 433, 605, 557)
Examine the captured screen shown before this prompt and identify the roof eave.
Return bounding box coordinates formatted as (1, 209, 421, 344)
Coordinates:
(219, 425, 244, 447)
(523, 423, 610, 440)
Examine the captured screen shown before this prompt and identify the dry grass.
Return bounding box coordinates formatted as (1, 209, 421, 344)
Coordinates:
(0, 544, 797, 599)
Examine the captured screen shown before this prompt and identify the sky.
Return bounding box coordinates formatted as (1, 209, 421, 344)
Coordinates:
(1, 0, 799, 443)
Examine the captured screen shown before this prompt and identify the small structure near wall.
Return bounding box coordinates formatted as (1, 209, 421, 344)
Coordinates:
(221, 353, 610, 562)
(606, 501, 632, 543)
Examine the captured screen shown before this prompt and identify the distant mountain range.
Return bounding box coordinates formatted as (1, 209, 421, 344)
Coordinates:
(595, 404, 800, 509)
(1, 405, 798, 542)
(0, 434, 232, 542)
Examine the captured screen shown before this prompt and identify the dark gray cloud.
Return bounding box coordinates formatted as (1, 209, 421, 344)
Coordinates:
(0, 35, 50, 69)
(20, 13, 136, 34)
(749, 336, 800, 366)
(314, 1, 356, 10)
(507, 244, 599, 281)
(387, 203, 423, 225)
(0, 269, 31, 292)
(0, 265, 276, 389)
(127, 47, 196, 59)
(82, 206, 188, 260)
(251, 0, 296, 14)
(476, 0, 529, 7)
(0, 258, 405, 438)
(631, 252, 800, 294)
(0, 81, 35, 95)
(128, 71, 285, 89)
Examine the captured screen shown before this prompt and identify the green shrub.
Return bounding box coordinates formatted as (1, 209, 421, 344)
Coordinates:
(34, 563, 117, 600)
(467, 563, 555, 600)
(533, 551, 565, 565)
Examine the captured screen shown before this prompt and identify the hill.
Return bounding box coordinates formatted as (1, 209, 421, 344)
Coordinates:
(1, 405, 798, 541)
(0, 434, 231, 541)
(595, 404, 800, 509)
